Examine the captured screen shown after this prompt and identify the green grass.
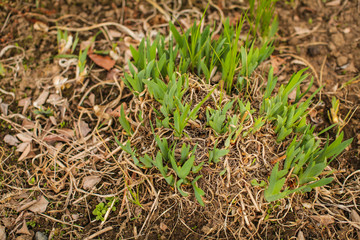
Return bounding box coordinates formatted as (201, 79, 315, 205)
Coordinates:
(111, 11, 352, 206)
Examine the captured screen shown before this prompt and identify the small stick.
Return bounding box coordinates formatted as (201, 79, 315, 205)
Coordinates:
(84, 226, 113, 240)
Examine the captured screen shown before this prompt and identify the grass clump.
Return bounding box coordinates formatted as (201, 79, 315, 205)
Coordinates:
(114, 14, 352, 206)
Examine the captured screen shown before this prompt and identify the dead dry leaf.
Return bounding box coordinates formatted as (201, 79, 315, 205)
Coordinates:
(18, 97, 32, 114)
(270, 56, 286, 74)
(33, 21, 48, 32)
(297, 230, 305, 240)
(79, 121, 91, 138)
(159, 222, 168, 232)
(0, 103, 8, 116)
(89, 93, 95, 106)
(326, 0, 341, 6)
(108, 29, 122, 38)
(22, 119, 35, 129)
(57, 128, 74, 138)
(33, 91, 49, 108)
(294, 26, 311, 35)
(311, 215, 335, 226)
(16, 133, 32, 143)
(350, 210, 360, 223)
(4, 134, 19, 146)
(106, 68, 120, 81)
(16, 142, 30, 153)
(18, 143, 31, 161)
(82, 175, 101, 190)
(88, 53, 115, 71)
(47, 94, 63, 105)
(43, 134, 68, 143)
(17, 220, 31, 235)
(28, 196, 48, 213)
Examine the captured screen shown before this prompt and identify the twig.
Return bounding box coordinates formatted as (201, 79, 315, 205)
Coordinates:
(84, 226, 113, 240)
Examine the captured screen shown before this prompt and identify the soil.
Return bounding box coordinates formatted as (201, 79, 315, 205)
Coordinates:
(0, 0, 359, 240)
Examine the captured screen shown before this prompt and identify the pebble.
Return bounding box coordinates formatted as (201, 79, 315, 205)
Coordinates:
(337, 56, 348, 66)
(331, 33, 345, 47)
(35, 232, 48, 240)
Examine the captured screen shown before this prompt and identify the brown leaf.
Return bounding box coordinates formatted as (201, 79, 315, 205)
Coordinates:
(350, 210, 360, 223)
(106, 68, 121, 81)
(18, 97, 32, 114)
(0, 103, 8, 116)
(159, 222, 168, 232)
(57, 128, 74, 138)
(16, 133, 32, 143)
(270, 56, 286, 74)
(16, 220, 31, 235)
(326, 0, 341, 6)
(16, 142, 30, 153)
(28, 196, 48, 213)
(88, 53, 115, 71)
(311, 215, 334, 226)
(18, 143, 31, 161)
(108, 29, 122, 38)
(22, 119, 35, 129)
(82, 175, 101, 190)
(79, 121, 91, 138)
(33, 91, 49, 108)
(4, 134, 19, 146)
(297, 230, 305, 240)
(33, 21, 48, 32)
(43, 134, 68, 143)
(294, 26, 311, 36)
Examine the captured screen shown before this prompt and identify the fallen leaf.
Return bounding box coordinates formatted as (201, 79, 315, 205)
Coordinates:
(106, 68, 120, 81)
(18, 97, 32, 115)
(16, 220, 31, 235)
(350, 210, 360, 223)
(89, 93, 95, 106)
(0, 225, 6, 240)
(82, 175, 101, 190)
(159, 222, 168, 232)
(22, 119, 35, 129)
(46, 94, 63, 105)
(270, 56, 286, 74)
(311, 215, 334, 226)
(108, 29, 122, 38)
(16, 142, 30, 153)
(4, 134, 19, 146)
(294, 26, 311, 35)
(57, 128, 74, 138)
(33, 21, 48, 32)
(16, 133, 32, 143)
(43, 134, 68, 143)
(18, 143, 31, 161)
(79, 121, 91, 138)
(302, 202, 312, 209)
(326, 0, 341, 6)
(49, 116, 57, 126)
(28, 196, 48, 213)
(88, 53, 115, 71)
(0, 103, 8, 116)
(33, 91, 49, 108)
(297, 230, 305, 240)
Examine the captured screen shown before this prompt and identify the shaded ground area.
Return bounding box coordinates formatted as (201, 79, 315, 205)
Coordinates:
(0, 0, 359, 239)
